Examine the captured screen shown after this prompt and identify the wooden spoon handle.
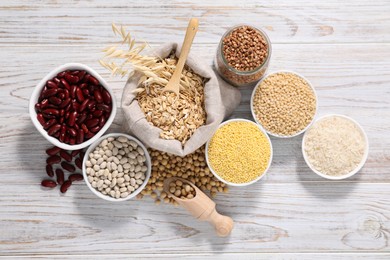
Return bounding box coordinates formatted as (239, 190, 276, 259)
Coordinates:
(207, 209, 234, 237)
(170, 18, 199, 85)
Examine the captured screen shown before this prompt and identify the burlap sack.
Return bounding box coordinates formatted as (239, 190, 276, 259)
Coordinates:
(121, 42, 241, 157)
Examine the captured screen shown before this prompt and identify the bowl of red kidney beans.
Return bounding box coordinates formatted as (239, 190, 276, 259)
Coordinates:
(29, 63, 117, 150)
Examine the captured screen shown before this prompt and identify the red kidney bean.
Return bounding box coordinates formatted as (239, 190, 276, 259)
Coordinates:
(59, 125, 67, 142)
(89, 125, 101, 133)
(75, 158, 82, 170)
(77, 129, 84, 144)
(65, 111, 70, 119)
(79, 83, 87, 89)
(85, 131, 94, 139)
(68, 111, 77, 127)
(78, 71, 86, 81)
(60, 109, 65, 117)
(47, 155, 61, 165)
(69, 137, 76, 145)
(43, 119, 57, 130)
(65, 73, 79, 84)
(70, 70, 79, 75)
(54, 131, 60, 138)
(71, 149, 81, 157)
(63, 89, 70, 99)
(85, 118, 99, 128)
(69, 173, 83, 182)
(46, 80, 58, 89)
(64, 135, 70, 144)
(87, 100, 96, 110)
(41, 179, 57, 188)
(102, 89, 111, 105)
(57, 71, 66, 78)
(53, 77, 61, 84)
(35, 103, 42, 112)
(56, 169, 65, 185)
(58, 93, 65, 99)
(59, 98, 70, 108)
(68, 127, 77, 137)
(59, 117, 64, 124)
(83, 74, 91, 83)
(46, 146, 61, 156)
(60, 150, 72, 162)
(70, 85, 77, 99)
(74, 123, 79, 130)
(72, 102, 80, 112)
(99, 116, 106, 127)
(48, 124, 61, 136)
(46, 164, 54, 177)
(42, 88, 58, 98)
(94, 90, 103, 103)
(82, 89, 90, 96)
(92, 110, 103, 117)
(37, 113, 46, 126)
(79, 151, 85, 160)
(79, 98, 89, 112)
(77, 112, 87, 124)
(88, 75, 99, 86)
(49, 97, 62, 105)
(81, 123, 89, 133)
(60, 180, 72, 193)
(96, 104, 111, 112)
(76, 88, 85, 102)
(61, 161, 75, 172)
(60, 78, 71, 90)
(43, 108, 60, 117)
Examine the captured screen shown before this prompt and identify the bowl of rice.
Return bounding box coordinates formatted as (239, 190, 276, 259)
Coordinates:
(302, 114, 369, 180)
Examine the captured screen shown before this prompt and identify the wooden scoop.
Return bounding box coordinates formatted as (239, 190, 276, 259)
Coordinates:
(162, 18, 199, 95)
(164, 177, 234, 237)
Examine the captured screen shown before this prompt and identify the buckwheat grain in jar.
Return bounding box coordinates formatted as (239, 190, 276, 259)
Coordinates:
(214, 25, 271, 87)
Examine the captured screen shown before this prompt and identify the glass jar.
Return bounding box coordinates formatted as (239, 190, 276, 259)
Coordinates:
(214, 25, 272, 87)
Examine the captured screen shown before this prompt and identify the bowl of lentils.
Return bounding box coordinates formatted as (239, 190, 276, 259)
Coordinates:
(82, 133, 151, 201)
(250, 71, 318, 138)
(29, 63, 116, 150)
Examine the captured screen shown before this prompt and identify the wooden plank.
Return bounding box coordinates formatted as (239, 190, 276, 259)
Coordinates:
(0, 182, 388, 255)
(0, 0, 390, 45)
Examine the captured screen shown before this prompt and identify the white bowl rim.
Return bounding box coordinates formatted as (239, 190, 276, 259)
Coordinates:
(301, 114, 369, 180)
(250, 70, 318, 138)
(29, 62, 117, 150)
(82, 133, 152, 202)
(205, 118, 273, 187)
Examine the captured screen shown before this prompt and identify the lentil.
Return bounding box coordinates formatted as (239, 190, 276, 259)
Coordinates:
(252, 72, 316, 136)
(139, 146, 227, 204)
(85, 136, 148, 199)
(303, 115, 367, 176)
(207, 121, 271, 184)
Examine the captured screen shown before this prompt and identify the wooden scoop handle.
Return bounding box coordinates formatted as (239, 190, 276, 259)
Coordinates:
(201, 208, 234, 237)
(163, 18, 198, 94)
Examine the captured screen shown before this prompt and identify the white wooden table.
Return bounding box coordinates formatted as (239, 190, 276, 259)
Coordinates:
(1, 0, 389, 258)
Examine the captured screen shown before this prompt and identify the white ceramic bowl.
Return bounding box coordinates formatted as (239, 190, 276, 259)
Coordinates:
(82, 133, 151, 202)
(205, 118, 273, 186)
(29, 63, 117, 150)
(250, 70, 318, 138)
(302, 114, 369, 180)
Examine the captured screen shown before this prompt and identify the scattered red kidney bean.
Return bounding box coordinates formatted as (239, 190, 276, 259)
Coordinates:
(75, 158, 82, 169)
(60, 150, 72, 162)
(47, 155, 61, 165)
(46, 164, 54, 177)
(41, 180, 57, 188)
(69, 173, 83, 182)
(35, 70, 112, 145)
(61, 161, 75, 172)
(71, 149, 81, 157)
(60, 180, 72, 193)
(46, 146, 61, 156)
(56, 169, 65, 185)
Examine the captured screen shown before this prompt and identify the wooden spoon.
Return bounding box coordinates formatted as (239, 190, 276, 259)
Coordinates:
(162, 18, 199, 95)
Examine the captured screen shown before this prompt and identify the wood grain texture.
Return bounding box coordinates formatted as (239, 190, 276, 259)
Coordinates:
(0, 0, 389, 258)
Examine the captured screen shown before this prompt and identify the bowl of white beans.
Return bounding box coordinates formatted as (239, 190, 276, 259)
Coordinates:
(82, 133, 151, 202)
